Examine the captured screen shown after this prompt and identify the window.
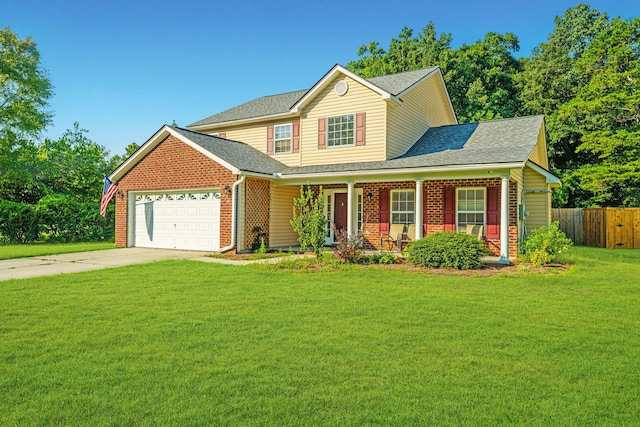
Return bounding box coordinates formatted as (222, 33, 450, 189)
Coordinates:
(327, 114, 354, 147)
(274, 124, 292, 154)
(457, 188, 485, 230)
(391, 190, 415, 224)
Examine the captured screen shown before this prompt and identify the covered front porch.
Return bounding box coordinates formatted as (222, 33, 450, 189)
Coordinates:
(264, 171, 519, 262)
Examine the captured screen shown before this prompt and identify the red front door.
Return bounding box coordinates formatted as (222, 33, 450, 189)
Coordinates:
(334, 193, 348, 236)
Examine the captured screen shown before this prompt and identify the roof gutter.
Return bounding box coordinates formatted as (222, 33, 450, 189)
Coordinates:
(219, 174, 246, 253)
(277, 162, 524, 182)
(187, 111, 296, 132)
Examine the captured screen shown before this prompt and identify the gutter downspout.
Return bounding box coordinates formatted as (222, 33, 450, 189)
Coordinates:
(220, 174, 246, 253)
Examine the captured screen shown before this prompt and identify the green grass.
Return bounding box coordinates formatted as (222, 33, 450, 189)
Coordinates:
(0, 241, 116, 260)
(1, 246, 639, 425)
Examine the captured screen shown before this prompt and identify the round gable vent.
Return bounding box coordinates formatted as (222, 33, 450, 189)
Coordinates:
(334, 80, 349, 96)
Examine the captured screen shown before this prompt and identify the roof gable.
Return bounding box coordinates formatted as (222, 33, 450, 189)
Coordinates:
(109, 126, 285, 181)
(187, 65, 446, 129)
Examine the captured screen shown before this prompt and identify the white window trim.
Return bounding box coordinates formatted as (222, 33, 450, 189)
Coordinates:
(326, 113, 356, 148)
(390, 189, 416, 225)
(274, 123, 293, 154)
(455, 187, 486, 232)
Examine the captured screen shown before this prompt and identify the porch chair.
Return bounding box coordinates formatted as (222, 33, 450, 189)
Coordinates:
(381, 223, 405, 251)
(465, 224, 484, 239)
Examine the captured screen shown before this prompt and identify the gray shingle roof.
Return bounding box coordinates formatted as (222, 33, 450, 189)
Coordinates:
(366, 67, 438, 95)
(188, 90, 307, 127)
(171, 127, 285, 175)
(277, 116, 544, 175)
(187, 66, 440, 127)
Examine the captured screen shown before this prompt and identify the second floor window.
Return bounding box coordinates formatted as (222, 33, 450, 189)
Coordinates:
(274, 124, 292, 154)
(327, 114, 354, 147)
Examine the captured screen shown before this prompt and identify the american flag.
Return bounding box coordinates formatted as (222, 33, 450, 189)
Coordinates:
(100, 177, 118, 217)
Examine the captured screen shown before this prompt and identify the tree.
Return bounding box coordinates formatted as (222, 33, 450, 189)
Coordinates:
(558, 17, 640, 206)
(347, 22, 451, 78)
(290, 184, 327, 262)
(0, 27, 53, 201)
(110, 141, 140, 168)
(347, 23, 523, 123)
(441, 32, 522, 122)
(35, 123, 113, 202)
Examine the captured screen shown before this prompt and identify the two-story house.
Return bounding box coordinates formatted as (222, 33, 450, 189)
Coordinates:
(109, 64, 560, 261)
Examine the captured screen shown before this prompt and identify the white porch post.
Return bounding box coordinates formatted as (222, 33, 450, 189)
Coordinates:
(347, 181, 354, 238)
(499, 175, 510, 264)
(415, 180, 423, 240)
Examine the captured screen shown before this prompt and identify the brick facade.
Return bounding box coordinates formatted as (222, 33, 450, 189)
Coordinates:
(316, 178, 519, 258)
(114, 135, 237, 249)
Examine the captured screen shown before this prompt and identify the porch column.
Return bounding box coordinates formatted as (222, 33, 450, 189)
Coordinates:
(347, 181, 354, 238)
(500, 175, 510, 264)
(415, 180, 423, 240)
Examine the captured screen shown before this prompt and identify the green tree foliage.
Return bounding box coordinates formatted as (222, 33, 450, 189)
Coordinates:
(35, 123, 114, 202)
(561, 17, 640, 206)
(442, 32, 522, 122)
(290, 184, 327, 262)
(347, 23, 522, 122)
(109, 141, 140, 168)
(519, 4, 609, 172)
(0, 27, 53, 199)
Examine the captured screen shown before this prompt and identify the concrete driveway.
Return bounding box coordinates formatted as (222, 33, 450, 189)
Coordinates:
(0, 248, 218, 281)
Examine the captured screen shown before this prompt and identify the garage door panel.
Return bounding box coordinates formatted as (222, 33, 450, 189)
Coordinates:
(133, 191, 220, 251)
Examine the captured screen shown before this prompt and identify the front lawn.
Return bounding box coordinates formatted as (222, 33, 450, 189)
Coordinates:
(0, 241, 116, 260)
(1, 246, 638, 425)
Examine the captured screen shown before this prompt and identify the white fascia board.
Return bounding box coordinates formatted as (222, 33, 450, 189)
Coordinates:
(241, 171, 277, 180)
(526, 161, 561, 185)
(291, 64, 395, 113)
(277, 162, 523, 184)
(186, 112, 296, 132)
(436, 68, 458, 124)
(109, 125, 240, 182)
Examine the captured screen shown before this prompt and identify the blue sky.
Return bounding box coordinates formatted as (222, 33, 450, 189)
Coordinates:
(2, 0, 638, 156)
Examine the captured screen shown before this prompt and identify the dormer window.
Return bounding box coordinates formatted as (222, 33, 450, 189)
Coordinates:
(274, 124, 292, 154)
(327, 114, 355, 147)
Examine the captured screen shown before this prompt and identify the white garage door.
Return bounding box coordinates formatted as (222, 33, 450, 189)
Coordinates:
(132, 190, 220, 251)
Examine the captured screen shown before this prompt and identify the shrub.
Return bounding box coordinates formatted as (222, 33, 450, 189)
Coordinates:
(366, 252, 400, 265)
(0, 200, 39, 243)
(407, 232, 488, 269)
(291, 184, 327, 263)
(521, 222, 572, 267)
(36, 195, 114, 243)
(333, 227, 363, 264)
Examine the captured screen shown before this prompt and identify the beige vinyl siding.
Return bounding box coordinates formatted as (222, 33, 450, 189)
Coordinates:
(523, 166, 551, 233)
(300, 75, 387, 166)
(208, 118, 301, 167)
(269, 183, 300, 248)
(527, 127, 549, 169)
(386, 73, 457, 159)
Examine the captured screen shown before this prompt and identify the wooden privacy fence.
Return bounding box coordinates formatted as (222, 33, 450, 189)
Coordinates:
(552, 208, 584, 245)
(553, 208, 640, 248)
(584, 208, 640, 249)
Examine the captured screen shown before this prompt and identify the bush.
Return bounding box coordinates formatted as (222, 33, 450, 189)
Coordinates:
(36, 195, 114, 242)
(407, 232, 488, 269)
(363, 252, 400, 265)
(333, 228, 364, 264)
(0, 200, 39, 243)
(521, 222, 572, 267)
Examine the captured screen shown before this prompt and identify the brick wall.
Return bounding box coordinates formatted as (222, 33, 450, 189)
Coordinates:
(114, 135, 237, 249)
(317, 178, 519, 258)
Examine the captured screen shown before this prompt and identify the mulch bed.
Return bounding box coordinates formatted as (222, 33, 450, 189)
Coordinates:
(208, 252, 569, 276)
